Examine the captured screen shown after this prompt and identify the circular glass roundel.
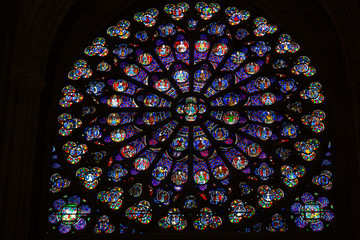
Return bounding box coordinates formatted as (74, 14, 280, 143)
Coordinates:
(51, 1, 333, 234)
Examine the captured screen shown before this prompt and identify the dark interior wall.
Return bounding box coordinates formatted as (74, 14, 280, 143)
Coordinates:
(0, 0, 359, 239)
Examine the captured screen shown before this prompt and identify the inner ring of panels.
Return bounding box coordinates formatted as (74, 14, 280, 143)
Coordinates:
(48, 1, 334, 234)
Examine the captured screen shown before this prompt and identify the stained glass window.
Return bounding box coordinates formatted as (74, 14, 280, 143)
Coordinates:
(48, 1, 334, 234)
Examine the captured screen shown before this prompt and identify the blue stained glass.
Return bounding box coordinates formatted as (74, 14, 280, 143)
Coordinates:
(113, 44, 133, 59)
(240, 76, 275, 93)
(221, 50, 247, 71)
(235, 28, 249, 40)
(240, 123, 274, 141)
(204, 87, 218, 97)
(135, 31, 149, 42)
(158, 23, 176, 37)
(153, 156, 172, 182)
(208, 23, 226, 36)
(86, 81, 105, 96)
(235, 68, 250, 83)
(251, 41, 271, 57)
(187, 19, 198, 30)
(193, 157, 208, 172)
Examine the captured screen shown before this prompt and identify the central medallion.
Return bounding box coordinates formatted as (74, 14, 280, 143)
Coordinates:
(176, 97, 206, 122)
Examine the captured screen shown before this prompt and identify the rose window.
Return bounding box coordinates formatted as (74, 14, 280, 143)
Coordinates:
(48, 1, 334, 234)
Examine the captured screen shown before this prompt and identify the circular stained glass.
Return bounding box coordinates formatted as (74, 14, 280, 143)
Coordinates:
(134, 157, 150, 171)
(212, 77, 229, 90)
(213, 43, 228, 56)
(175, 40, 189, 53)
(50, 1, 333, 234)
(156, 45, 171, 57)
(195, 40, 210, 52)
(110, 129, 126, 142)
(138, 53, 153, 66)
(113, 79, 128, 92)
(154, 79, 170, 92)
(173, 69, 189, 83)
(194, 170, 210, 185)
